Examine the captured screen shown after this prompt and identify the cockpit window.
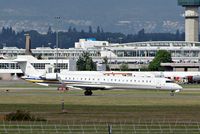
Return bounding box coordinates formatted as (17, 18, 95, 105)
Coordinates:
(166, 80, 174, 83)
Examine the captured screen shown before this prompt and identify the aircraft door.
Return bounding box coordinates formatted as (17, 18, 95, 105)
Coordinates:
(156, 80, 162, 89)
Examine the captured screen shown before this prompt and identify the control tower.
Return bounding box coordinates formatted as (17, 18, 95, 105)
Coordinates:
(178, 0, 200, 42)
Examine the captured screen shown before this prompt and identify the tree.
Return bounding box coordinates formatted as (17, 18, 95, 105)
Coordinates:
(68, 26, 72, 33)
(102, 57, 110, 71)
(138, 28, 145, 36)
(72, 27, 77, 33)
(101, 28, 104, 33)
(47, 26, 53, 35)
(76, 52, 96, 71)
(97, 26, 101, 34)
(148, 50, 172, 71)
(0, 26, 185, 49)
(120, 63, 129, 71)
(88, 26, 93, 33)
(77, 56, 85, 70)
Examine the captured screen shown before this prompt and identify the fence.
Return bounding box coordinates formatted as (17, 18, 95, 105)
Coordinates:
(0, 120, 199, 134)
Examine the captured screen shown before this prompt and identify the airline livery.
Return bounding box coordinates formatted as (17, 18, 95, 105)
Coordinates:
(14, 56, 182, 96)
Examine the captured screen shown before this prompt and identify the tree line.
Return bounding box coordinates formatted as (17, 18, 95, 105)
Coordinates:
(0, 26, 185, 49)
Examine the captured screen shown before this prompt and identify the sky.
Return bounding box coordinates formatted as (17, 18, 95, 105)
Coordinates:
(0, 0, 186, 34)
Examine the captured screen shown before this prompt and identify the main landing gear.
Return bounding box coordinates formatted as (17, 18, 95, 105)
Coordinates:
(84, 90, 93, 96)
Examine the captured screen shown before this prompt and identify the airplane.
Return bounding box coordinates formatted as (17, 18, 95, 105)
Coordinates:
(58, 73, 182, 96)
(14, 57, 183, 96)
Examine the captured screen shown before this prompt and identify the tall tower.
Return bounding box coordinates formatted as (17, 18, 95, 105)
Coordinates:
(178, 0, 200, 42)
(24, 34, 32, 55)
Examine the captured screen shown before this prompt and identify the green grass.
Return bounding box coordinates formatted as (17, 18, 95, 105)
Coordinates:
(0, 81, 200, 133)
(0, 89, 199, 122)
(181, 84, 200, 88)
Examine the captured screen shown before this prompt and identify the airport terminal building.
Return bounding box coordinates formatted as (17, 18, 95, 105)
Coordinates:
(1, 39, 200, 74)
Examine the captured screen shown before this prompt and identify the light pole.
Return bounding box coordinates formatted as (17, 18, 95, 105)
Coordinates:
(55, 16, 66, 112)
(138, 50, 141, 71)
(54, 16, 61, 73)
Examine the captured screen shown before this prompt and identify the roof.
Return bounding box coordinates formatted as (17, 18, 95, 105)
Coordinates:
(178, 0, 200, 6)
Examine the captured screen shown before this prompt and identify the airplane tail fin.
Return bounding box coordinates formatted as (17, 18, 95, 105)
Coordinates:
(14, 56, 43, 77)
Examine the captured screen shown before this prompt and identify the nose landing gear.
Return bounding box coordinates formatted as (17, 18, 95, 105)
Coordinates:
(170, 89, 181, 96)
(170, 91, 175, 96)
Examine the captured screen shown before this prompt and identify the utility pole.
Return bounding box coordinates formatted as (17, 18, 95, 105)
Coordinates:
(55, 16, 60, 71)
(54, 16, 61, 75)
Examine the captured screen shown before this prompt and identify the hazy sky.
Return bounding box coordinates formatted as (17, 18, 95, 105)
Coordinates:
(0, 0, 186, 33)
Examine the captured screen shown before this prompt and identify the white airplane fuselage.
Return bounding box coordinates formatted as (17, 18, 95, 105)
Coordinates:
(58, 73, 182, 91)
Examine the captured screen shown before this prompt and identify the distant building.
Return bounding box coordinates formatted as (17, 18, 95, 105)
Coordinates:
(0, 55, 76, 80)
(1, 40, 200, 72)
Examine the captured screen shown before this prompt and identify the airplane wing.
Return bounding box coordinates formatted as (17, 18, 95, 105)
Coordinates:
(65, 83, 113, 90)
(57, 74, 116, 90)
(57, 75, 112, 90)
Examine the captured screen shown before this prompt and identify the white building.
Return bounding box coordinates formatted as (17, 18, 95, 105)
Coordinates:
(0, 55, 76, 80)
(1, 39, 200, 72)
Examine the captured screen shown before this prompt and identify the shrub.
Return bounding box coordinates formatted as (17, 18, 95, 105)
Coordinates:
(5, 110, 46, 121)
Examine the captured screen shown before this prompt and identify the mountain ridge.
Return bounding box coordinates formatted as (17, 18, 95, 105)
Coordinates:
(0, 0, 186, 34)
